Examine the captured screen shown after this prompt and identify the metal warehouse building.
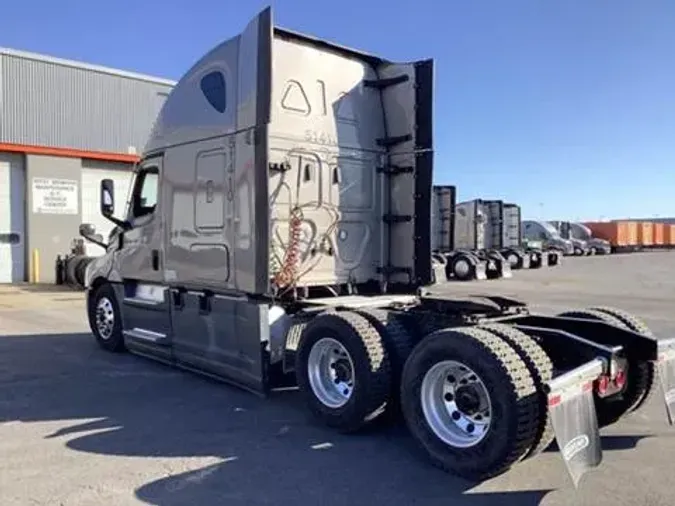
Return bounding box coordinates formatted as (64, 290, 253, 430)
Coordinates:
(0, 47, 176, 284)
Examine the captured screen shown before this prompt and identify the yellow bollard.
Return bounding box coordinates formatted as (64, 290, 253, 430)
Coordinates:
(30, 249, 40, 284)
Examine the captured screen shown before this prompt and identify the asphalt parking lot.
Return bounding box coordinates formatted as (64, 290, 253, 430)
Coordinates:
(1, 251, 674, 506)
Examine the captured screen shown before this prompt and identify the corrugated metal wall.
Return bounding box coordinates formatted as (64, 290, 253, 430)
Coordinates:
(0, 51, 174, 154)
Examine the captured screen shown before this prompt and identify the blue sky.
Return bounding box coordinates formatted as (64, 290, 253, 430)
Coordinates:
(2, 1, 673, 221)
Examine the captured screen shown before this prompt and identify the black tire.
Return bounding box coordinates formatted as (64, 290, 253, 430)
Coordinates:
(503, 249, 521, 268)
(295, 311, 392, 433)
(479, 323, 555, 459)
(353, 309, 416, 417)
(590, 306, 657, 414)
(450, 253, 474, 281)
(88, 283, 125, 352)
(400, 326, 540, 480)
(557, 308, 653, 426)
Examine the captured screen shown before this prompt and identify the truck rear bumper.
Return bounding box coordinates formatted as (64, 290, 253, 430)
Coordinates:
(547, 337, 675, 487)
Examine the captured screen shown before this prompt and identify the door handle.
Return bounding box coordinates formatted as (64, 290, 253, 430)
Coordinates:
(151, 249, 160, 271)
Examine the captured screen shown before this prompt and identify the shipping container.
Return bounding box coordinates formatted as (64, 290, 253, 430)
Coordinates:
(583, 221, 638, 247)
(666, 224, 675, 246)
(653, 223, 666, 246)
(638, 222, 654, 246)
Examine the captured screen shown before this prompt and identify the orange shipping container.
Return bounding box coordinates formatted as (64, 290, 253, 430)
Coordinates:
(653, 223, 665, 245)
(583, 221, 638, 247)
(666, 225, 675, 246)
(638, 222, 654, 246)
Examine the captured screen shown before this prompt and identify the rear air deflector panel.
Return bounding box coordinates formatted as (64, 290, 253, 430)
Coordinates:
(377, 59, 434, 287)
(413, 60, 434, 286)
(484, 200, 504, 250)
(431, 185, 456, 253)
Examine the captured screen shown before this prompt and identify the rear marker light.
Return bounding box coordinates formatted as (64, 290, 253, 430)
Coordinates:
(548, 395, 561, 407)
(614, 370, 627, 388)
(595, 376, 610, 395)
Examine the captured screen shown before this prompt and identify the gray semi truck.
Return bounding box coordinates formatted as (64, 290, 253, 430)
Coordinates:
(550, 221, 612, 255)
(522, 220, 577, 256)
(78, 6, 675, 487)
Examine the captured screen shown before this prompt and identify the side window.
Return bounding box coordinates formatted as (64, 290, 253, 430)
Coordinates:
(200, 71, 227, 113)
(131, 167, 159, 218)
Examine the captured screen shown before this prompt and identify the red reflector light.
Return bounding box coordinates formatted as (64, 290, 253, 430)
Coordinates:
(548, 394, 562, 407)
(614, 370, 627, 388)
(596, 375, 610, 395)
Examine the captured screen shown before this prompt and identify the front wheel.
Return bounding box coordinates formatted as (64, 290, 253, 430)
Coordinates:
(400, 327, 540, 480)
(88, 283, 125, 352)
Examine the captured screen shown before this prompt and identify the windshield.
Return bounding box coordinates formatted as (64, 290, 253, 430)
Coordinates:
(541, 221, 561, 237)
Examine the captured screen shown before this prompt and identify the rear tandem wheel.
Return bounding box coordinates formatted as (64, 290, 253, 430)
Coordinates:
(557, 307, 656, 427)
(400, 326, 540, 480)
(295, 311, 393, 433)
(478, 323, 555, 458)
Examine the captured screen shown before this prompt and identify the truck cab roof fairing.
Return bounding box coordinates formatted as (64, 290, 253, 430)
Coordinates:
(143, 7, 393, 156)
(143, 7, 273, 154)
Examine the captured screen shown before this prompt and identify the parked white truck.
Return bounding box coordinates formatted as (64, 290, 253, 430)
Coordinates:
(79, 7, 675, 487)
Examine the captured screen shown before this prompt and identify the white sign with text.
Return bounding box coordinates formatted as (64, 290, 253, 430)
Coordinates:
(32, 178, 78, 215)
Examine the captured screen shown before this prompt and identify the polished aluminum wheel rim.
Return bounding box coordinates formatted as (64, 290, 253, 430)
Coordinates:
(420, 360, 492, 448)
(454, 259, 470, 277)
(307, 337, 355, 408)
(95, 297, 115, 340)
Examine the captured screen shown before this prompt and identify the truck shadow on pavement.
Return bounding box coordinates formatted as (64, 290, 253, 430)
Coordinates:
(0, 332, 654, 506)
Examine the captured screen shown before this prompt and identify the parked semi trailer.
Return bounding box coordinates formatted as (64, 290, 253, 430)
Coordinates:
(430, 187, 513, 281)
(550, 221, 611, 255)
(484, 201, 562, 269)
(78, 7, 675, 487)
(431, 186, 489, 281)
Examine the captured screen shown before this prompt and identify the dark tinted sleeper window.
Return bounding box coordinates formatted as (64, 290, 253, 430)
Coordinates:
(200, 71, 227, 113)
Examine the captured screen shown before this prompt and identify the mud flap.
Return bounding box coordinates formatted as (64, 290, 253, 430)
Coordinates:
(474, 259, 488, 281)
(529, 250, 543, 269)
(547, 250, 561, 267)
(499, 259, 513, 278)
(547, 358, 604, 488)
(430, 255, 448, 284)
(657, 338, 675, 425)
(486, 252, 512, 279)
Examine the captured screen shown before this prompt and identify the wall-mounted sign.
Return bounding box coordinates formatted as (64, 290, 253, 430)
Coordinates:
(32, 178, 78, 215)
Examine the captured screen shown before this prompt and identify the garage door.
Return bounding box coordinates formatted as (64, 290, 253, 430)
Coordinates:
(0, 153, 26, 283)
(81, 160, 134, 256)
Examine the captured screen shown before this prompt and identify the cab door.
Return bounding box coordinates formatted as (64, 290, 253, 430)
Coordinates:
(117, 156, 173, 362)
